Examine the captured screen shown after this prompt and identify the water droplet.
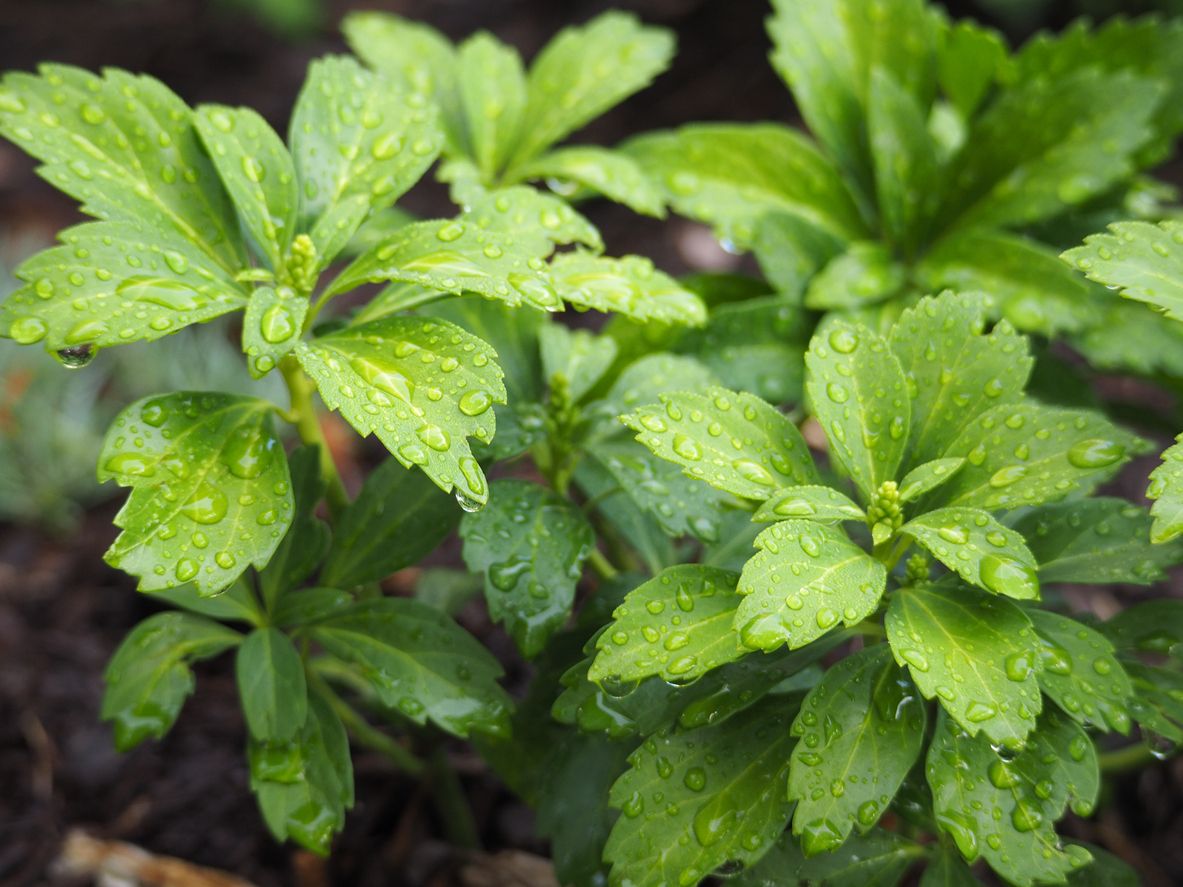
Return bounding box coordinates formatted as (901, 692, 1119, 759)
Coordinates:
(175, 558, 198, 582)
(215, 551, 236, 569)
(399, 443, 428, 465)
(673, 434, 702, 460)
(8, 315, 47, 344)
(856, 800, 879, 827)
(80, 102, 106, 125)
(979, 555, 1039, 599)
(1067, 439, 1125, 469)
(260, 303, 296, 344)
(1011, 802, 1043, 832)
(350, 357, 414, 403)
(774, 497, 815, 517)
(1005, 651, 1034, 682)
(826, 382, 849, 403)
(901, 650, 929, 672)
(372, 131, 402, 159)
(732, 460, 774, 486)
(989, 465, 1029, 488)
(829, 329, 858, 353)
(964, 702, 997, 722)
(141, 401, 167, 427)
(436, 221, 465, 242)
(55, 344, 95, 368)
(180, 481, 229, 524)
(938, 525, 969, 544)
(1068, 735, 1089, 762)
(241, 155, 264, 183)
(221, 428, 273, 479)
(104, 453, 155, 477)
(416, 424, 450, 451)
(800, 535, 821, 557)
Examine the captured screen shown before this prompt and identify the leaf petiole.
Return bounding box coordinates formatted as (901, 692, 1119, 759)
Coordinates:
(279, 355, 349, 520)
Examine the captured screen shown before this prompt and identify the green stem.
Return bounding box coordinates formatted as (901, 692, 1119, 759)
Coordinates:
(279, 355, 348, 520)
(1098, 741, 1168, 774)
(429, 745, 482, 851)
(587, 547, 619, 581)
(307, 669, 426, 777)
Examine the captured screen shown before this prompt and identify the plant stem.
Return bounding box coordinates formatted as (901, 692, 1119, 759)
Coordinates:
(307, 669, 426, 777)
(429, 745, 482, 851)
(587, 547, 619, 581)
(279, 355, 349, 520)
(1099, 741, 1169, 774)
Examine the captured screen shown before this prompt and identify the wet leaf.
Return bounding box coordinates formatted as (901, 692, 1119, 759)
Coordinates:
(1101, 599, 1183, 657)
(1147, 436, 1183, 543)
(902, 507, 1039, 600)
(898, 459, 966, 503)
(457, 33, 526, 178)
(236, 627, 308, 743)
(938, 20, 1010, 118)
(550, 251, 706, 327)
(515, 146, 665, 216)
(242, 286, 307, 378)
(146, 575, 264, 626)
(919, 845, 982, 887)
(540, 323, 618, 402)
(753, 485, 865, 524)
(256, 446, 330, 610)
(733, 827, 919, 887)
(604, 353, 718, 418)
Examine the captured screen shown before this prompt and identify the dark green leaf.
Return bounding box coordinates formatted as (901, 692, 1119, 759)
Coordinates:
(257, 446, 330, 610)
(752, 212, 846, 300)
(736, 520, 887, 652)
(603, 353, 718, 420)
(734, 828, 919, 887)
(236, 627, 308, 742)
(102, 612, 242, 750)
(919, 845, 982, 887)
(1125, 662, 1183, 745)
(1101, 599, 1183, 657)
(308, 597, 511, 737)
(320, 456, 460, 589)
(1063, 843, 1142, 887)
(273, 588, 351, 628)
(898, 459, 966, 503)
(99, 392, 294, 596)
(428, 295, 547, 402)
(887, 583, 1042, 745)
(146, 575, 264, 626)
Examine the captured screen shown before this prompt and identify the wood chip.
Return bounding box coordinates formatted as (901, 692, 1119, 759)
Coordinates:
(53, 830, 258, 887)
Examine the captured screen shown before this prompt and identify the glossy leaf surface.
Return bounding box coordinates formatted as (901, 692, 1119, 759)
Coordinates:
(902, 507, 1039, 600)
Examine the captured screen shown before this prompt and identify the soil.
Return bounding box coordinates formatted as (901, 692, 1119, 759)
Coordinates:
(0, 1, 1182, 886)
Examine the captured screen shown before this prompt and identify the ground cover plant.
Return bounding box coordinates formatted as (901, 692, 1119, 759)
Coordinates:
(1, 2, 1183, 887)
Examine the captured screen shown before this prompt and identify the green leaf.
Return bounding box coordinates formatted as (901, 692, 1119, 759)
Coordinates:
(1028, 610, 1133, 736)
(457, 33, 526, 178)
(625, 123, 866, 246)
(754, 485, 866, 524)
(290, 55, 442, 268)
(788, 646, 926, 855)
(273, 588, 351, 628)
(888, 292, 1031, 476)
(920, 846, 983, 887)
(1125, 662, 1183, 745)
(320, 456, 460, 590)
(898, 459, 966, 503)
(256, 446, 330, 611)
(242, 286, 307, 378)
(102, 611, 242, 750)
(766, 0, 940, 195)
(194, 105, 297, 271)
(604, 695, 800, 887)
(804, 242, 906, 310)
(736, 520, 887, 652)
(734, 828, 919, 887)
(342, 12, 464, 154)
(926, 709, 1096, 886)
(868, 68, 939, 253)
(917, 229, 1096, 337)
(236, 627, 308, 742)
(0, 65, 246, 271)
(295, 315, 505, 506)
(938, 69, 1162, 232)
(1, 220, 249, 352)
(1011, 498, 1183, 585)
(1101, 599, 1183, 657)
(326, 187, 601, 306)
(604, 353, 719, 419)
(540, 323, 617, 402)
(590, 565, 745, 684)
(623, 387, 818, 501)
(550, 252, 707, 327)
(1148, 436, 1183, 543)
(508, 11, 674, 167)
(308, 597, 511, 737)
(1064, 219, 1183, 323)
(146, 575, 264, 625)
(938, 20, 1010, 118)
(587, 438, 732, 544)
(902, 507, 1039, 600)
(1070, 296, 1183, 380)
(250, 691, 353, 855)
(428, 295, 547, 402)
(928, 401, 1143, 512)
(887, 583, 1042, 745)
(461, 479, 595, 657)
(99, 392, 294, 596)
(806, 323, 910, 499)
(514, 146, 665, 216)
(1063, 844, 1142, 887)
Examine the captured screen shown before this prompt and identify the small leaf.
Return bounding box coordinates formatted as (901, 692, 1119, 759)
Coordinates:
(1028, 610, 1133, 735)
(788, 646, 926, 855)
(1101, 599, 1183, 657)
(902, 507, 1039, 600)
(290, 55, 442, 268)
(623, 387, 818, 501)
(308, 597, 512, 736)
(1011, 498, 1183, 584)
(887, 583, 1042, 746)
(320, 456, 460, 590)
(586, 439, 732, 543)
(753, 485, 865, 524)
(236, 627, 308, 742)
(604, 695, 800, 887)
(242, 286, 307, 378)
(550, 251, 706, 327)
(1147, 435, 1183, 543)
(806, 323, 910, 500)
(514, 146, 665, 216)
(929, 402, 1144, 512)
(603, 353, 719, 419)
(256, 446, 330, 610)
(736, 520, 886, 652)
(146, 575, 264, 626)
(457, 33, 526, 178)
(250, 691, 352, 855)
(295, 315, 506, 506)
(1064, 220, 1183, 323)
(460, 479, 595, 657)
(2, 220, 249, 352)
(509, 11, 675, 167)
(99, 393, 294, 596)
(752, 212, 846, 300)
(888, 292, 1032, 472)
(429, 294, 548, 402)
(1124, 662, 1183, 746)
(540, 323, 618, 402)
(590, 565, 745, 684)
(733, 828, 919, 887)
(926, 709, 1096, 886)
(101, 612, 242, 750)
(898, 459, 966, 503)
(194, 105, 297, 271)
(625, 123, 866, 246)
(938, 20, 1010, 118)
(804, 241, 905, 310)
